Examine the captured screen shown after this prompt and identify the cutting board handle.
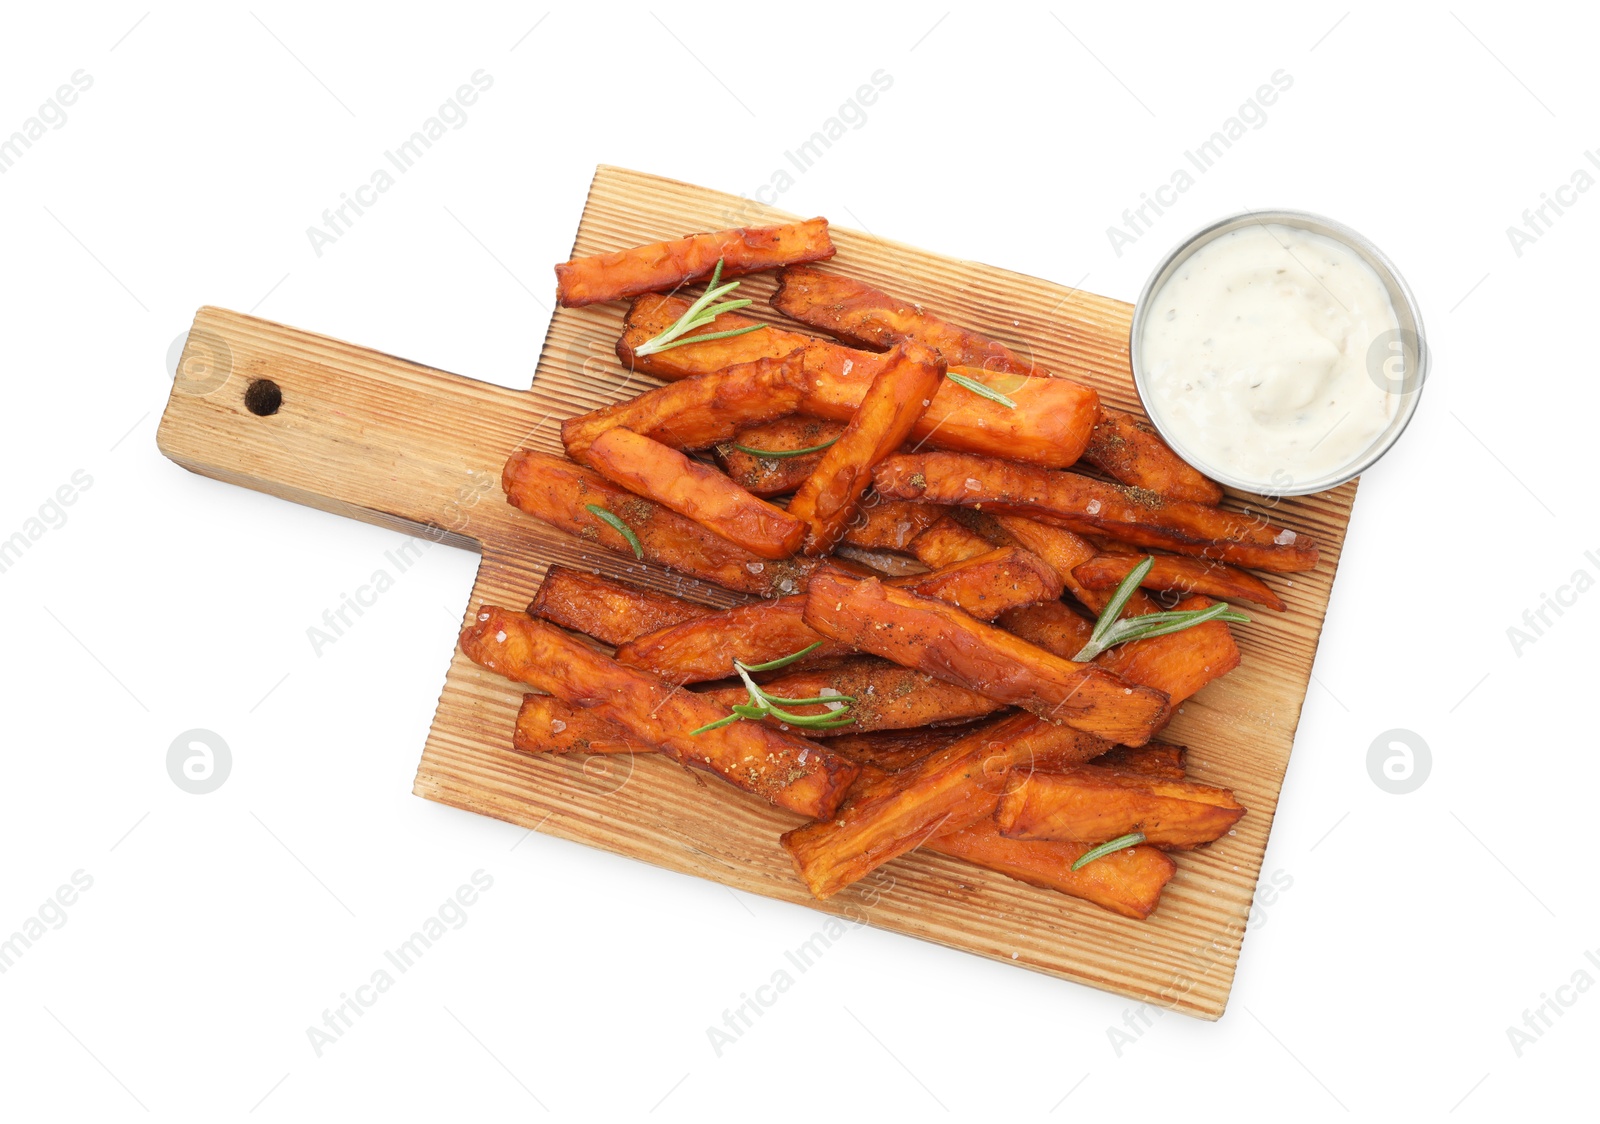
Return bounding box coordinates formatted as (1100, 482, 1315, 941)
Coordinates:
(157, 307, 539, 553)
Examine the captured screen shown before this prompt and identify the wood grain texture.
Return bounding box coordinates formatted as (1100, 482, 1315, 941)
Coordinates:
(156, 165, 1357, 1020)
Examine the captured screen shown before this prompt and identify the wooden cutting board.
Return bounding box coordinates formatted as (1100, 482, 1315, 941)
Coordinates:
(157, 165, 1355, 1020)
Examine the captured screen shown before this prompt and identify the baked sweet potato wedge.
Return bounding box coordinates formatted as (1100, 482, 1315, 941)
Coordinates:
(780, 712, 1109, 898)
(503, 450, 822, 596)
(527, 565, 715, 646)
(514, 694, 643, 755)
(907, 515, 995, 568)
(874, 451, 1319, 572)
(771, 266, 1219, 502)
(616, 546, 1061, 682)
(585, 428, 806, 560)
(995, 769, 1245, 848)
(714, 416, 848, 497)
(840, 499, 945, 552)
(619, 296, 1098, 467)
(802, 572, 1171, 745)
(1085, 408, 1225, 505)
(698, 657, 1006, 734)
(1074, 551, 1287, 612)
(788, 341, 944, 554)
(817, 725, 983, 771)
(460, 607, 857, 818)
(925, 819, 1176, 920)
(561, 352, 806, 464)
(555, 218, 834, 307)
(1090, 742, 1188, 780)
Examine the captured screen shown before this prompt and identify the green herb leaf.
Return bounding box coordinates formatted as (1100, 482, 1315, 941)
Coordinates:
(584, 503, 643, 559)
(730, 437, 841, 460)
(945, 370, 1017, 409)
(1071, 832, 1147, 871)
(1071, 556, 1250, 660)
(739, 641, 825, 672)
(632, 258, 768, 357)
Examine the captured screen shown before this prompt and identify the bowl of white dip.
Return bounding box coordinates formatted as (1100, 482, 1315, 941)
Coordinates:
(1130, 210, 1426, 497)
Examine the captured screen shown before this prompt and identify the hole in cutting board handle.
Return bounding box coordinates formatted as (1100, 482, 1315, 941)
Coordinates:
(245, 379, 282, 416)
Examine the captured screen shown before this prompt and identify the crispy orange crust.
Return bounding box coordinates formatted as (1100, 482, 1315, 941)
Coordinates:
(585, 428, 806, 560)
(714, 416, 848, 497)
(561, 352, 806, 464)
(697, 657, 1007, 735)
(502, 450, 822, 596)
(554, 218, 835, 307)
(780, 713, 1108, 898)
(995, 769, 1245, 848)
(925, 820, 1175, 920)
(906, 514, 996, 568)
(460, 608, 857, 818)
(615, 547, 1062, 683)
(514, 694, 643, 755)
(526, 565, 716, 647)
(771, 265, 1218, 502)
(874, 451, 1319, 573)
(817, 725, 983, 771)
(1074, 551, 1287, 612)
(619, 295, 1098, 467)
(1085, 408, 1225, 506)
(787, 342, 944, 554)
(802, 573, 1171, 745)
(840, 499, 945, 552)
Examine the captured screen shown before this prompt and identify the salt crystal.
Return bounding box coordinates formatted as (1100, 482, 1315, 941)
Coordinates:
(1085, 499, 1102, 515)
(550, 719, 567, 733)
(842, 359, 853, 376)
(819, 687, 846, 712)
(964, 477, 982, 492)
(1274, 528, 1297, 545)
(495, 630, 507, 643)
(745, 561, 765, 574)
(478, 612, 490, 621)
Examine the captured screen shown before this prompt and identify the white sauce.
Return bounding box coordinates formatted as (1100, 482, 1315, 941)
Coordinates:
(1140, 223, 1401, 487)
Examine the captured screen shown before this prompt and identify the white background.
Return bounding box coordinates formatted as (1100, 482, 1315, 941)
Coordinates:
(1, 2, 1594, 1120)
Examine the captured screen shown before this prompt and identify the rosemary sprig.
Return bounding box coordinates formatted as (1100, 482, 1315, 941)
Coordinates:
(730, 437, 840, 459)
(1071, 556, 1250, 661)
(945, 370, 1017, 409)
(688, 645, 856, 735)
(632, 259, 767, 357)
(1072, 831, 1147, 870)
(584, 503, 643, 559)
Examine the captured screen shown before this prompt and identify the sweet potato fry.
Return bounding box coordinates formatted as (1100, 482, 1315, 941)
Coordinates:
(714, 416, 848, 497)
(967, 512, 1163, 617)
(619, 296, 1098, 467)
(780, 712, 1109, 898)
(907, 515, 995, 568)
(555, 218, 835, 307)
(1085, 408, 1225, 505)
(925, 820, 1176, 920)
(1090, 742, 1188, 780)
(503, 450, 823, 596)
(698, 657, 1006, 734)
(616, 547, 1061, 682)
(527, 565, 716, 646)
(1074, 551, 1287, 612)
(788, 342, 943, 554)
(771, 266, 1219, 501)
(818, 725, 982, 771)
(802, 573, 1170, 745)
(841, 500, 945, 552)
(585, 428, 806, 560)
(513, 694, 643, 755)
(460, 607, 857, 818)
(561, 352, 806, 464)
(874, 451, 1319, 572)
(995, 770, 1245, 848)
